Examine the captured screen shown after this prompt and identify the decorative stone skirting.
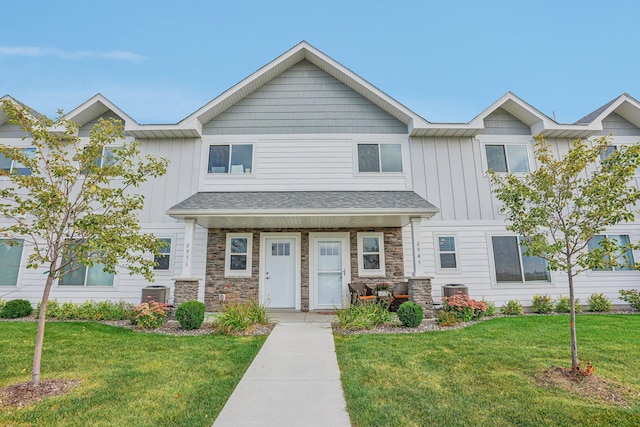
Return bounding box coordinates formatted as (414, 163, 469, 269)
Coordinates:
(408, 277, 433, 318)
(204, 227, 406, 312)
(173, 280, 200, 306)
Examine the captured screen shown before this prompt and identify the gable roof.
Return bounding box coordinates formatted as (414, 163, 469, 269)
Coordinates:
(0, 95, 42, 126)
(574, 93, 640, 129)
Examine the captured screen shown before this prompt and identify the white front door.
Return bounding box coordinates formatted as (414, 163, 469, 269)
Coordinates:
(310, 233, 351, 310)
(263, 237, 297, 308)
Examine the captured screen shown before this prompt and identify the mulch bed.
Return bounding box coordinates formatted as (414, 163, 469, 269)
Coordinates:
(1, 379, 80, 409)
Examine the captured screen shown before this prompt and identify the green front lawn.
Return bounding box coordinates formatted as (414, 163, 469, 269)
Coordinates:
(335, 314, 640, 426)
(0, 322, 265, 426)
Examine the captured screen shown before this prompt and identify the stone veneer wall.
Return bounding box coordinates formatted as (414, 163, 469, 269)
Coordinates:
(408, 277, 433, 318)
(205, 227, 405, 311)
(173, 280, 200, 306)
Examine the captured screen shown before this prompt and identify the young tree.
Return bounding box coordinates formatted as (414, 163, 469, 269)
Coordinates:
(0, 100, 168, 386)
(489, 136, 640, 370)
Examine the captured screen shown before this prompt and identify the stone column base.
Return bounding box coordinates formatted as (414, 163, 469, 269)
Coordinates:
(408, 277, 434, 318)
(173, 280, 200, 307)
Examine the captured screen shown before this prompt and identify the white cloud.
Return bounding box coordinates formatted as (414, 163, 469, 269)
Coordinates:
(0, 46, 146, 64)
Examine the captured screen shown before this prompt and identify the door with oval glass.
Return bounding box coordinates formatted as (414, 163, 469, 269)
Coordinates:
(310, 233, 350, 310)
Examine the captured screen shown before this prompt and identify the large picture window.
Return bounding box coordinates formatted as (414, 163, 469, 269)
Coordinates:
(58, 243, 114, 286)
(588, 234, 635, 271)
(0, 239, 24, 286)
(485, 144, 530, 173)
(208, 144, 253, 174)
(357, 232, 385, 276)
(225, 233, 253, 277)
(357, 143, 402, 173)
(491, 236, 550, 283)
(0, 148, 36, 175)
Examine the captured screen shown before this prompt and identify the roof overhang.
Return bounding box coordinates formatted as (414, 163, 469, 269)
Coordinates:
(167, 191, 439, 229)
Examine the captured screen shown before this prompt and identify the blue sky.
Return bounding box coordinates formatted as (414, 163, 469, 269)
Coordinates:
(1, 0, 638, 125)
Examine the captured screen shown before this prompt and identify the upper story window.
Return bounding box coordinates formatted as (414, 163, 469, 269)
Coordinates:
(485, 144, 530, 173)
(491, 236, 550, 283)
(599, 145, 640, 174)
(0, 239, 24, 286)
(0, 148, 36, 176)
(357, 143, 402, 173)
(588, 234, 635, 271)
(208, 144, 253, 174)
(94, 146, 118, 167)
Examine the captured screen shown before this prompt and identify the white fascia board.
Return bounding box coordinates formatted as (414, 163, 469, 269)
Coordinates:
(166, 207, 439, 218)
(64, 94, 138, 129)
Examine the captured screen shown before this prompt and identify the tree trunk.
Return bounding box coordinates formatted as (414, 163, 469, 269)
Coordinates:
(568, 271, 579, 369)
(31, 270, 56, 387)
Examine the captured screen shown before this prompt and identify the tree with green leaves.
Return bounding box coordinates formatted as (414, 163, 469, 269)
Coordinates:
(489, 135, 640, 370)
(0, 100, 168, 386)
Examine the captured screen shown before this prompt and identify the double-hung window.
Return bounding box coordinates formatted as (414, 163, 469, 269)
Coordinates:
(208, 144, 253, 174)
(154, 238, 172, 271)
(485, 144, 530, 173)
(437, 236, 458, 270)
(599, 144, 640, 174)
(357, 232, 385, 276)
(357, 143, 402, 172)
(94, 146, 118, 167)
(58, 243, 115, 286)
(588, 234, 635, 271)
(491, 236, 550, 283)
(0, 239, 24, 286)
(0, 148, 36, 175)
(225, 233, 253, 277)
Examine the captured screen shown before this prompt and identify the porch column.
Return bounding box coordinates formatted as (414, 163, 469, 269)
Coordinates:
(410, 217, 422, 277)
(173, 218, 201, 306)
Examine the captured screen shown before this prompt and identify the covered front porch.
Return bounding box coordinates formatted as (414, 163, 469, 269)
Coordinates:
(167, 191, 438, 312)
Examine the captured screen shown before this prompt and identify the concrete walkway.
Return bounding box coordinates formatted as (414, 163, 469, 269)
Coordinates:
(213, 314, 351, 426)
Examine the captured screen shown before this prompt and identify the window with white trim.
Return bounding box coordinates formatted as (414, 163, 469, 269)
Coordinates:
(0, 148, 36, 175)
(58, 243, 115, 286)
(357, 143, 402, 172)
(154, 238, 172, 271)
(0, 239, 24, 286)
(485, 144, 530, 173)
(588, 234, 635, 271)
(491, 236, 550, 283)
(225, 233, 253, 277)
(437, 235, 458, 270)
(599, 145, 640, 174)
(208, 144, 253, 174)
(94, 146, 118, 167)
(357, 232, 385, 276)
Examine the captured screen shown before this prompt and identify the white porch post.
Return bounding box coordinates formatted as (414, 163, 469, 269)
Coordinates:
(179, 218, 196, 278)
(410, 217, 422, 277)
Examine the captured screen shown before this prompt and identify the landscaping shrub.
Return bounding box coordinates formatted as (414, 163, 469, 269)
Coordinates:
(335, 301, 392, 330)
(501, 299, 524, 315)
(397, 301, 424, 327)
(214, 300, 272, 334)
(483, 300, 496, 317)
(175, 300, 206, 330)
(437, 310, 461, 326)
(36, 299, 134, 321)
(555, 296, 581, 313)
(587, 293, 612, 312)
(132, 300, 170, 329)
(0, 299, 5, 312)
(442, 295, 487, 322)
(531, 294, 554, 314)
(619, 289, 640, 312)
(0, 299, 33, 319)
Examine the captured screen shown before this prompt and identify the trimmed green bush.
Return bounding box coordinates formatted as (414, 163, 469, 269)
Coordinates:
(501, 299, 524, 315)
(0, 299, 33, 319)
(587, 293, 612, 312)
(397, 301, 424, 327)
(531, 294, 554, 314)
(555, 296, 581, 313)
(175, 300, 206, 330)
(619, 289, 640, 311)
(437, 310, 461, 326)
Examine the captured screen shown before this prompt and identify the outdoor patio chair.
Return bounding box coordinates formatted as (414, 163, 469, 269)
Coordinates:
(390, 281, 410, 312)
(348, 282, 376, 304)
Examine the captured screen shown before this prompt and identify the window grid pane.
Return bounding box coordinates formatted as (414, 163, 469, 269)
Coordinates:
(506, 145, 530, 172)
(492, 236, 523, 282)
(208, 145, 230, 173)
(486, 145, 508, 172)
(358, 144, 380, 172)
(230, 144, 253, 174)
(380, 144, 403, 172)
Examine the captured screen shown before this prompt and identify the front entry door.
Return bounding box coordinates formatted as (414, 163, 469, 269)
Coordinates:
(264, 238, 296, 308)
(310, 233, 350, 310)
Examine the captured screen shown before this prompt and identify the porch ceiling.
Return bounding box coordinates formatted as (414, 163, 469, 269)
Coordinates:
(167, 191, 439, 229)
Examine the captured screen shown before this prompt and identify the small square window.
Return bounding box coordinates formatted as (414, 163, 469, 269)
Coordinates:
(225, 233, 253, 277)
(357, 232, 385, 276)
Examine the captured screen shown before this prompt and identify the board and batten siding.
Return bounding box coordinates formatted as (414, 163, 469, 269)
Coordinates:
(202, 60, 408, 135)
(199, 134, 412, 192)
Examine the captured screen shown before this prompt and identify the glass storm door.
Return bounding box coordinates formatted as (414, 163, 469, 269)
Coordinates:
(264, 238, 296, 308)
(312, 234, 349, 309)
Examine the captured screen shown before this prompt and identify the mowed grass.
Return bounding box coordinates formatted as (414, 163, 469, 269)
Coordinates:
(0, 322, 265, 426)
(335, 314, 640, 427)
